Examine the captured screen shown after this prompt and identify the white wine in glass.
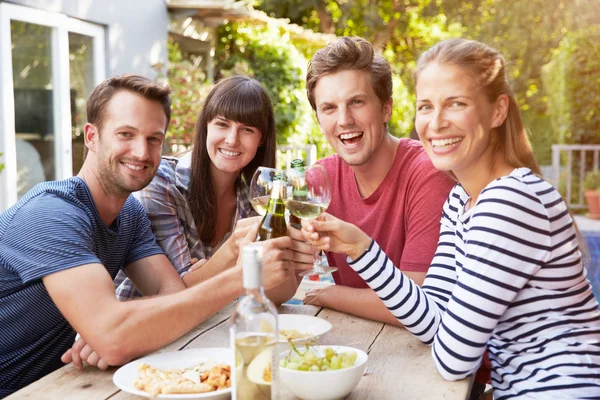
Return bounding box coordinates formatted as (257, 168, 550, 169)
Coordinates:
(284, 199, 328, 220)
(249, 167, 284, 217)
(249, 195, 270, 216)
(285, 163, 336, 277)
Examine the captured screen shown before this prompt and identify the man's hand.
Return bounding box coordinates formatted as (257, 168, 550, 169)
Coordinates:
(236, 228, 312, 290)
(61, 335, 110, 370)
(301, 213, 372, 260)
(287, 226, 316, 269)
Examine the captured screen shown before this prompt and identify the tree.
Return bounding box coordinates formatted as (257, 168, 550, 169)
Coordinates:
(543, 26, 600, 145)
(154, 39, 213, 151)
(215, 21, 330, 155)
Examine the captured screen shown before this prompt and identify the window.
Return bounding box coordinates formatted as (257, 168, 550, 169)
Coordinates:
(0, 3, 105, 211)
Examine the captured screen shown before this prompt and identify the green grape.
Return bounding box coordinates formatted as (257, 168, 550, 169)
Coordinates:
(281, 345, 358, 372)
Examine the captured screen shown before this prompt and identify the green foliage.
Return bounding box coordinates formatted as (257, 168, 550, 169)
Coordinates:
(154, 39, 213, 148)
(523, 112, 554, 166)
(0, 152, 4, 173)
(215, 22, 330, 157)
(543, 26, 600, 145)
(584, 170, 600, 191)
(253, 0, 600, 163)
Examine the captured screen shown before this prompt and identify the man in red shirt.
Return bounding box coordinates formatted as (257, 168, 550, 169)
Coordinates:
(303, 36, 455, 326)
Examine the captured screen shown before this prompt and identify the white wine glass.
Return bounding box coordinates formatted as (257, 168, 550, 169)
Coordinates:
(249, 167, 284, 216)
(285, 164, 336, 277)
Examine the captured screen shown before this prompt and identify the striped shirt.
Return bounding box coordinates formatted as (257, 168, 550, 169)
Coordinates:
(0, 177, 163, 398)
(114, 153, 256, 300)
(348, 168, 600, 399)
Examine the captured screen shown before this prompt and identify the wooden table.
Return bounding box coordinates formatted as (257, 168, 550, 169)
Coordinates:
(7, 304, 473, 400)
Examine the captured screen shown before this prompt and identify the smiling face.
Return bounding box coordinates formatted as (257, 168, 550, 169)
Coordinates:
(91, 90, 166, 196)
(206, 116, 262, 175)
(313, 69, 392, 167)
(415, 62, 507, 175)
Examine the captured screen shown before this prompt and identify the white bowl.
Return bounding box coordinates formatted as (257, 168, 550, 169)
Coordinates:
(278, 345, 368, 400)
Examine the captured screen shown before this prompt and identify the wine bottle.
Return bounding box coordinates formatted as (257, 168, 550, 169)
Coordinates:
(288, 159, 307, 230)
(257, 173, 287, 241)
(230, 243, 279, 400)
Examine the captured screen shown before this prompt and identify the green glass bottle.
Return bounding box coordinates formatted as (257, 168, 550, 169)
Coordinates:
(288, 159, 307, 230)
(257, 173, 288, 241)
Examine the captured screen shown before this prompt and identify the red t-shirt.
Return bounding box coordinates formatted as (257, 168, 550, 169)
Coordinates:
(319, 138, 455, 288)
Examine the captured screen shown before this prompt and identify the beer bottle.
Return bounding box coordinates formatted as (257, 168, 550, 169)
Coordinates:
(257, 172, 287, 241)
(288, 159, 307, 230)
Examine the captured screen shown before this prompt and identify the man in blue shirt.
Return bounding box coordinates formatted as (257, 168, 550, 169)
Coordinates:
(0, 75, 300, 398)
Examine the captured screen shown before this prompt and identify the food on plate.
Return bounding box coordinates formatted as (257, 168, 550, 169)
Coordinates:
(260, 320, 313, 341)
(133, 361, 231, 396)
(281, 346, 357, 372)
(263, 364, 272, 382)
(279, 329, 313, 341)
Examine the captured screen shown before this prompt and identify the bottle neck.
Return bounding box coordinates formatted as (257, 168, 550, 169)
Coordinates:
(267, 181, 286, 215)
(243, 287, 264, 298)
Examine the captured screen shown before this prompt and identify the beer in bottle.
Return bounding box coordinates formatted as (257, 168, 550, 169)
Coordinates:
(288, 159, 307, 230)
(257, 173, 287, 241)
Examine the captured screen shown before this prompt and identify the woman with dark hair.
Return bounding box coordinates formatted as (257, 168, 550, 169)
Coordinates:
(302, 38, 600, 398)
(115, 75, 311, 304)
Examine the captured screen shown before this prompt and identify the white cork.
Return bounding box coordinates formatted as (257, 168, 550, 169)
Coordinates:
(241, 242, 263, 289)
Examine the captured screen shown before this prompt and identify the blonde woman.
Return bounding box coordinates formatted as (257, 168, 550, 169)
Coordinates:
(303, 38, 600, 399)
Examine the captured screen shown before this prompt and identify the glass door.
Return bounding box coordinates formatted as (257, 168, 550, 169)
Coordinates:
(0, 3, 105, 211)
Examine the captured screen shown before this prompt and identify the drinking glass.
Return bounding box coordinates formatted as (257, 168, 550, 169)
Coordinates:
(249, 167, 284, 216)
(285, 164, 336, 277)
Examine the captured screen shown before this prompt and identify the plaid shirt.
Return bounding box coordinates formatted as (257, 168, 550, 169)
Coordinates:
(114, 153, 256, 300)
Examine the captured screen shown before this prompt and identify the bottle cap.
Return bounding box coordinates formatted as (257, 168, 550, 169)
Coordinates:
(241, 242, 263, 289)
(291, 158, 305, 168)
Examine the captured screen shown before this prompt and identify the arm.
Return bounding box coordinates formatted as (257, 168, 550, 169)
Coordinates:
(303, 271, 426, 326)
(337, 184, 550, 380)
(124, 254, 186, 296)
(50, 234, 300, 367)
(45, 262, 243, 367)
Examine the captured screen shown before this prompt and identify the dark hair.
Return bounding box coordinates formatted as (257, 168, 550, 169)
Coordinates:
(84, 74, 171, 158)
(306, 36, 392, 111)
(87, 74, 172, 131)
(187, 75, 276, 242)
(414, 38, 541, 176)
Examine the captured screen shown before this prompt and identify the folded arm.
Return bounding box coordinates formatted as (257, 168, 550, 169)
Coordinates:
(303, 270, 426, 326)
(46, 263, 244, 367)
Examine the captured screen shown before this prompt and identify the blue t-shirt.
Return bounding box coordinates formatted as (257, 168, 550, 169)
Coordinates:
(0, 177, 163, 398)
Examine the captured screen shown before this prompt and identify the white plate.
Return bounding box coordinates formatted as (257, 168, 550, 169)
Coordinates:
(278, 314, 332, 344)
(113, 348, 233, 400)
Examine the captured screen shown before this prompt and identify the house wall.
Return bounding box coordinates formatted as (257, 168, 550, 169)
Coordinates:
(2, 0, 168, 79)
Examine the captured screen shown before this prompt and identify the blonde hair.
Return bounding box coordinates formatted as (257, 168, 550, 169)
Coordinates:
(414, 38, 541, 176)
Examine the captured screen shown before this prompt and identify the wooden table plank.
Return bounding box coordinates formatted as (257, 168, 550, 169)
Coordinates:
(317, 308, 384, 353)
(348, 324, 473, 400)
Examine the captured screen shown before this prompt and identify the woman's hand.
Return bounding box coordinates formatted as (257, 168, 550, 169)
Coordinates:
(227, 216, 262, 259)
(303, 286, 330, 306)
(301, 213, 372, 260)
